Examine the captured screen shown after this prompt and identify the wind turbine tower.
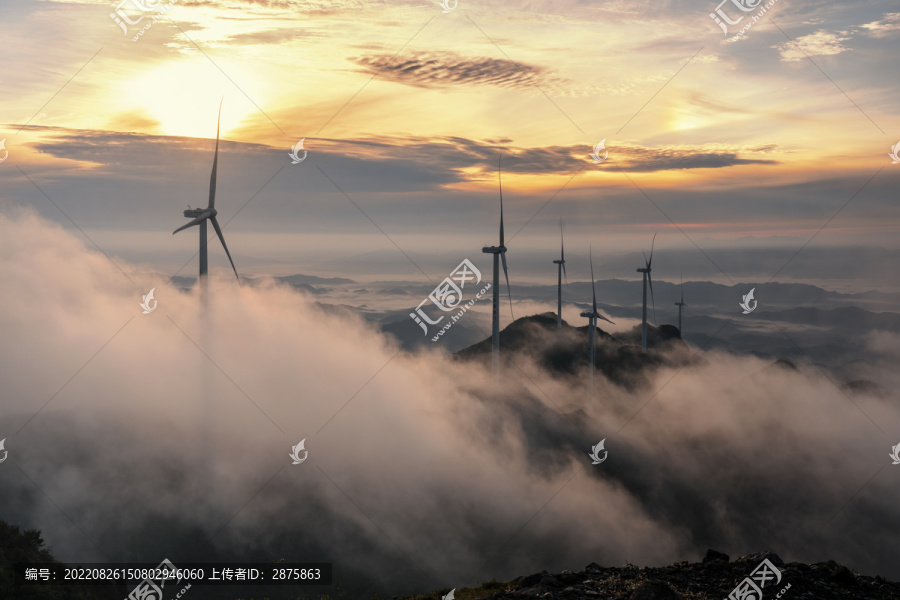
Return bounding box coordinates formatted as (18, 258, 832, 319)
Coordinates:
(481, 157, 513, 380)
(674, 277, 686, 337)
(552, 219, 567, 327)
(173, 100, 240, 287)
(580, 248, 614, 397)
(636, 234, 656, 354)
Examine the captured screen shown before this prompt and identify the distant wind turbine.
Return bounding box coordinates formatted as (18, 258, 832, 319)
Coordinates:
(580, 248, 614, 397)
(552, 218, 567, 328)
(481, 156, 514, 380)
(674, 276, 686, 337)
(173, 99, 240, 285)
(636, 234, 656, 354)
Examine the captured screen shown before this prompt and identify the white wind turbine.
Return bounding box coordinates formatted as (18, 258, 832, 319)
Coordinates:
(580, 248, 614, 397)
(552, 218, 567, 328)
(173, 100, 240, 286)
(636, 234, 656, 354)
(481, 156, 514, 380)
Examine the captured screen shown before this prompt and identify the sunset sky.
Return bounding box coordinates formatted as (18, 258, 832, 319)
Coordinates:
(1, 0, 899, 284)
(4, 1, 900, 586)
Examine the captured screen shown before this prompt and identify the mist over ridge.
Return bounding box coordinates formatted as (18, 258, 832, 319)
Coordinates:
(1, 210, 899, 599)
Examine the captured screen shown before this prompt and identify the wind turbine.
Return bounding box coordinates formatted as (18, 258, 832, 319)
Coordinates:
(173, 100, 240, 285)
(481, 156, 513, 380)
(580, 248, 614, 397)
(674, 276, 686, 337)
(552, 218, 567, 328)
(636, 234, 656, 354)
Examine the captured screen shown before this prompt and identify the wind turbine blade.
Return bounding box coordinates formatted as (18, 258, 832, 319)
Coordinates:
(648, 272, 656, 323)
(560, 220, 568, 284)
(501, 252, 513, 319)
(559, 218, 564, 259)
(597, 314, 615, 325)
(590, 248, 597, 312)
(498, 156, 504, 247)
(172, 212, 211, 235)
(648, 233, 656, 269)
(210, 216, 239, 281)
(208, 99, 223, 209)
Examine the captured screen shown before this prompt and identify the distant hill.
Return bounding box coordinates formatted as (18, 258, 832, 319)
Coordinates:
(169, 273, 356, 291)
(757, 306, 900, 331)
(454, 313, 691, 390)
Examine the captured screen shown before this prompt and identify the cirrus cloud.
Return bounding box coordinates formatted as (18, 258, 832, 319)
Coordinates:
(773, 30, 852, 62)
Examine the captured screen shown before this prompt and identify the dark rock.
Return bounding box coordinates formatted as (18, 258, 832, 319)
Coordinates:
(831, 565, 856, 586)
(558, 572, 581, 584)
(628, 580, 683, 600)
(540, 574, 563, 588)
(737, 551, 784, 568)
(517, 572, 548, 587)
(483, 552, 896, 600)
(702, 549, 729, 564)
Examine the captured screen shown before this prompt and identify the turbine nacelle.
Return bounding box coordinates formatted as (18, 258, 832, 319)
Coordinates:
(183, 207, 216, 219)
(482, 245, 507, 254)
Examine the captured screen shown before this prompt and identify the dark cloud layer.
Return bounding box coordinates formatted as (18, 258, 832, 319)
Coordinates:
(350, 51, 570, 91)
(16, 125, 782, 188)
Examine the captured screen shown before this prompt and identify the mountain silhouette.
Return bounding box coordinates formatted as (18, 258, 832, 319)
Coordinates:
(455, 312, 691, 389)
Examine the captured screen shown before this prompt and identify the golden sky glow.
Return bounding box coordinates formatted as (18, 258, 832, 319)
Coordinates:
(1, 0, 899, 275)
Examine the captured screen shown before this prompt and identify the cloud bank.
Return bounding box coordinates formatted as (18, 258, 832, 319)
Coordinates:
(1, 209, 899, 599)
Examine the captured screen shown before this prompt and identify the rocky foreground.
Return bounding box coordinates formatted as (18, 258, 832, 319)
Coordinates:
(430, 551, 900, 600)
